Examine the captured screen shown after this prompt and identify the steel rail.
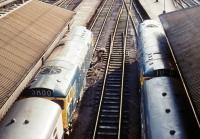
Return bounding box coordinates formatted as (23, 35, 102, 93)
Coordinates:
(0, 0, 17, 8)
(92, 4, 124, 138)
(122, 0, 138, 36)
(118, 5, 129, 139)
(59, 0, 75, 8)
(89, 0, 109, 30)
(132, 0, 143, 22)
(181, 0, 193, 7)
(189, 0, 199, 5)
(55, 0, 76, 8)
(64, 0, 75, 7)
(90, 0, 116, 54)
(173, 0, 185, 8)
(54, 0, 67, 6)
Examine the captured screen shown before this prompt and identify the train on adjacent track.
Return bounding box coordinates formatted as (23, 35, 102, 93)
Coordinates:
(0, 26, 93, 138)
(138, 20, 199, 139)
(0, 98, 64, 139)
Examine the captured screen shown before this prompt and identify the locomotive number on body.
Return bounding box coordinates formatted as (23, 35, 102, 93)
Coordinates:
(31, 89, 52, 96)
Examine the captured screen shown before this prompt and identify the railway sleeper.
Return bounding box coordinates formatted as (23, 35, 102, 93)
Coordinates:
(102, 94, 120, 98)
(98, 124, 118, 130)
(100, 114, 119, 118)
(102, 105, 120, 109)
(108, 68, 122, 71)
(106, 80, 121, 84)
(96, 131, 118, 137)
(107, 78, 121, 82)
(101, 111, 119, 116)
(107, 72, 122, 76)
(109, 62, 123, 65)
(99, 120, 118, 124)
(105, 88, 121, 92)
(99, 116, 119, 121)
(101, 109, 119, 113)
(103, 100, 120, 105)
(105, 82, 121, 86)
(104, 96, 120, 101)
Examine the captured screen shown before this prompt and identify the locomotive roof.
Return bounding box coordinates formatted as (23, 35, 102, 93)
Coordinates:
(160, 7, 200, 126)
(0, 98, 61, 139)
(0, 0, 74, 120)
(142, 77, 196, 138)
(24, 26, 93, 97)
(138, 20, 175, 76)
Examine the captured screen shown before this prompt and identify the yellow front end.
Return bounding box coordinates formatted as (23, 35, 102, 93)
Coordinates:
(46, 87, 76, 132)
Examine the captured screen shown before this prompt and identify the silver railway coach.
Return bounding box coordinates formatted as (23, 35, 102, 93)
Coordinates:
(22, 26, 93, 131)
(141, 77, 199, 139)
(0, 98, 63, 139)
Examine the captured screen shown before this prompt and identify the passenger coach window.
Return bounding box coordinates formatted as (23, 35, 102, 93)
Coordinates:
(52, 100, 64, 109)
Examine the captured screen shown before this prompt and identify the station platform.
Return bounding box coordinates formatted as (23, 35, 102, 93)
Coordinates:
(0, 0, 74, 119)
(160, 6, 200, 127)
(139, 0, 177, 20)
(71, 0, 101, 28)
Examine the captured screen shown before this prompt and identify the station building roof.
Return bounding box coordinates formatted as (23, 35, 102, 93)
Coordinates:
(160, 7, 200, 126)
(0, 0, 74, 119)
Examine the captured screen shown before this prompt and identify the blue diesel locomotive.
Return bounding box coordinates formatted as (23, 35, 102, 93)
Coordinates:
(22, 26, 93, 132)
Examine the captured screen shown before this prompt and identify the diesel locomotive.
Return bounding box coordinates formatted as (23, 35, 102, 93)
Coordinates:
(137, 20, 176, 83)
(21, 26, 93, 132)
(138, 20, 199, 139)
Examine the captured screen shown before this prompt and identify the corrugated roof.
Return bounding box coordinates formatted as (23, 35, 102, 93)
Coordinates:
(159, 7, 200, 126)
(0, 0, 74, 119)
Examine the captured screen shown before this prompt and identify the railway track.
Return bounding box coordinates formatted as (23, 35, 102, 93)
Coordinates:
(87, 0, 146, 138)
(69, 0, 149, 138)
(173, 0, 199, 8)
(0, 0, 24, 16)
(54, 0, 82, 10)
(88, 0, 118, 53)
(92, 4, 127, 138)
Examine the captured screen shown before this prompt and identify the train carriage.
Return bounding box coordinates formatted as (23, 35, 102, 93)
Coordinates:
(141, 77, 193, 139)
(22, 26, 93, 132)
(138, 20, 200, 139)
(0, 98, 64, 139)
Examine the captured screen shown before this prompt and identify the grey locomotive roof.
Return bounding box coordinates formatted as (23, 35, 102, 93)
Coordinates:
(143, 77, 189, 139)
(0, 98, 61, 139)
(138, 20, 170, 53)
(24, 26, 93, 97)
(138, 20, 175, 75)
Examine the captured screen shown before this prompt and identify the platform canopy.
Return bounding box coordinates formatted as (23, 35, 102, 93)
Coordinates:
(160, 7, 200, 125)
(0, 0, 74, 119)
